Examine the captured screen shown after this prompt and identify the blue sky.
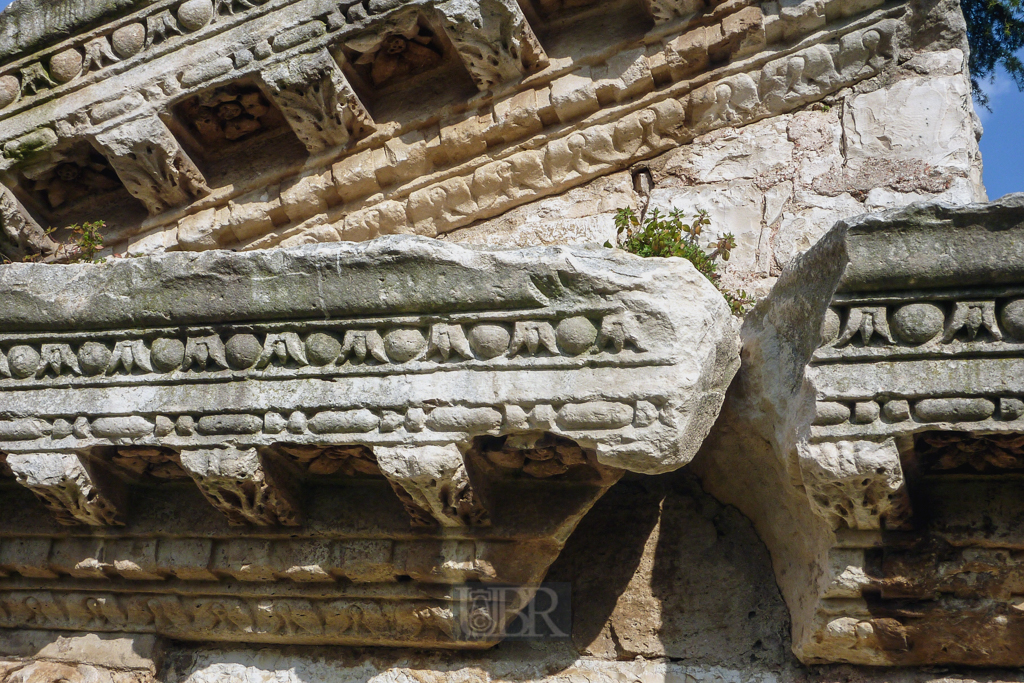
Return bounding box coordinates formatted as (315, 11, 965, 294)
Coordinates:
(977, 58, 1024, 200)
(0, 0, 1018, 199)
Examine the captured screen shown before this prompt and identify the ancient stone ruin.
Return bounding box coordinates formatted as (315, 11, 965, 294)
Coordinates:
(0, 0, 1020, 679)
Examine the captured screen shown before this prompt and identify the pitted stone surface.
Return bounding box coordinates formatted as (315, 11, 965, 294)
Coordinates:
(694, 194, 1024, 667)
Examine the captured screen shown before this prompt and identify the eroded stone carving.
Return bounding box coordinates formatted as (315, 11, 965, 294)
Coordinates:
(6, 453, 125, 526)
(643, 0, 703, 25)
(261, 50, 374, 152)
(799, 439, 907, 530)
(92, 117, 210, 214)
(81, 36, 121, 74)
(179, 446, 302, 526)
(435, 0, 548, 90)
(375, 444, 488, 526)
(0, 185, 57, 261)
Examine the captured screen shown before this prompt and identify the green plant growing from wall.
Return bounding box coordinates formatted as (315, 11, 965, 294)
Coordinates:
(607, 207, 753, 315)
(56, 220, 106, 263)
(2, 220, 108, 264)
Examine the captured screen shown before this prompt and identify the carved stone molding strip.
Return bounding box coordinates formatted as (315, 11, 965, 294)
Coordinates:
(815, 294, 1024, 362)
(240, 14, 899, 251)
(0, 310, 656, 388)
(0, 588, 485, 646)
(0, 536, 554, 584)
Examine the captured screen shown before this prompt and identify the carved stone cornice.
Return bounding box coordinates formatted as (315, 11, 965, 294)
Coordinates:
(0, 236, 739, 647)
(695, 194, 1024, 667)
(0, 0, 897, 256)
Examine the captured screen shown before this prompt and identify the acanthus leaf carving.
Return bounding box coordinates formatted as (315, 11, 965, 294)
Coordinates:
(213, 0, 262, 21)
(38, 344, 82, 377)
(107, 339, 154, 374)
(6, 452, 126, 526)
(0, 589, 464, 645)
(508, 321, 558, 357)
(643, 0, 703, 24)
(261, 49, 374, 153)
(257, 332, 309, 368)
(799, 439, 909, 531)
(179, 446, 302, 526)
(835, 307, 894, 347)
(92, 117, 210, 215)
(144, 10, 184, 49)
(597, 312, 647, 352)
(374, 444, 489, 527)
(435, 0, 547, 91)
(183, 334, 229, 371)
(19, 63, 57, 96)
(0, 185, 58, 262)
(424, 323, 474, 361)
(340, 329, 389, 363)
(942, 300, 1002, 342)
(81, 37, 120, 74)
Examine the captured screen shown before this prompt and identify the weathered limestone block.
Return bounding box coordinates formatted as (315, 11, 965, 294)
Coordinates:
(0, 185, 56, 262)
(843, 70, 977, 185)
(694, 194, 1024, 667)
(91, 118, 209, 215)
(260, 50, 374, 153)
(6, 453, 125, 526)
(179, 447, 302, 526)
(374, 444, 488, 526)
(443, 172, 634, 248)
(435, 0, 547, 90)
(0, 236, 739, 474)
